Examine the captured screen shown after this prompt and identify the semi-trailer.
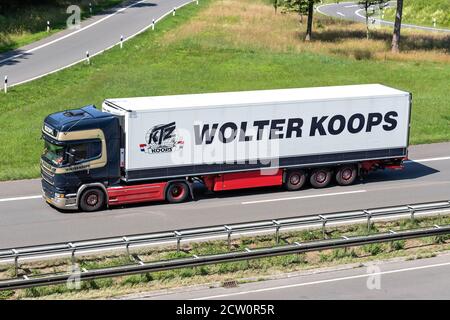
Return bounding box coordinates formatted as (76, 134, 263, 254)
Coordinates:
(41, 84, 411, 211)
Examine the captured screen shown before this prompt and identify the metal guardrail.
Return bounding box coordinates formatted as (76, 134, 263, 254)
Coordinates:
(1, 200, 449, 266)
(0, 225, 449, 291)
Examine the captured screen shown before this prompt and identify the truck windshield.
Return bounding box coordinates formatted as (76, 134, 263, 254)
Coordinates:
(43, 141, 65, 166)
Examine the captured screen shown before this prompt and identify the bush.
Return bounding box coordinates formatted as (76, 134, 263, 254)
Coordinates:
(363, 243, 383, 256)
(390, 240, 406, 251)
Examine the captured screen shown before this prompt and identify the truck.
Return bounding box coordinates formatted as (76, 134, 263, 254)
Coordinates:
(41, 84, 411, 212)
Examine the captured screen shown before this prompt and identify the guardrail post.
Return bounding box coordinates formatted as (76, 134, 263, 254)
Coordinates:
(319, 215, 327, 239)
(225, 225, 232, 251)
(3, 76, 7, 94)
(68, 243, 76, 266)
(407, 205, 415, 221)
(272, 220, 281, 245)
(123, 236, 130, 257)
(341, 236, 349, 253)
(174, 231, 182, 253)
(12, 249, 19, 277)
(364, 210, 372, 233)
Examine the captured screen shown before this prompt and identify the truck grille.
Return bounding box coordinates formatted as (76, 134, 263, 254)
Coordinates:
(41, 160, 55, 185)
(41, 180, 55, 199)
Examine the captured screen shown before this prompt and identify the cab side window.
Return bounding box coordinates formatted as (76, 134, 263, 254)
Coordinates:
(69, 141, 101, 163)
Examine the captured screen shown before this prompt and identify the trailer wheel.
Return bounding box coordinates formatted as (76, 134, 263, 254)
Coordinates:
(335, 165, 357, 186)
(285, 170, 306, 191)
(166, 182, 189, 204)
(310, 168, 332, 188)
(79, 188, 105, 212)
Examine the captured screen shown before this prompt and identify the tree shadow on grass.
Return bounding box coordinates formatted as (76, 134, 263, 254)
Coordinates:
(312, 28, 450, 52)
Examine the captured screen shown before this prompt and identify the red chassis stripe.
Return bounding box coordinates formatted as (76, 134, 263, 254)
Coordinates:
(107, 182, 167, 205)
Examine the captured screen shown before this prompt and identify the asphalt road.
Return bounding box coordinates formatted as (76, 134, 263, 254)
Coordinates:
(141, 253, 450, 299)
(0, 142, 449, 248)
(0, 0, 194, 87)
(317, 1, 450, 33)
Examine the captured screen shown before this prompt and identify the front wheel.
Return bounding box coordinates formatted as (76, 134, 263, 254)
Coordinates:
(166, 182, 189, 204)
(79, 188, 105, 212)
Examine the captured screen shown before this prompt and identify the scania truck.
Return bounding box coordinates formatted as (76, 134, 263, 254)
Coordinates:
(41, 84, 411, 211)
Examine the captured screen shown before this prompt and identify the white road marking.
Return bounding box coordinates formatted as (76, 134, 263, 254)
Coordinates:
(407, 156, 450, 163)
(337, 12, 345, 17)
(241, 190, 366, 205)
(194, 260, 450, 300)
(4, 0, 195, 87)
(0, 195, 41, 202)
(345, 5, 359, 8)
(0, 0, 149, 65)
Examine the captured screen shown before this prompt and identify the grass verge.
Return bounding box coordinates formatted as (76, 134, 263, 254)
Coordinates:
(383, 0, 450, 29)
(0, 214, 448, 299)
(0, 0, 449, 180)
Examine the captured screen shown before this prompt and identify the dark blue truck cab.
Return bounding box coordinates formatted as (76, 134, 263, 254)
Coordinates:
(41, 105, 121, 210)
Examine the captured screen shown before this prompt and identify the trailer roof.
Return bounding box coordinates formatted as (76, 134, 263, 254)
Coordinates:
(104, 84, 409, 112)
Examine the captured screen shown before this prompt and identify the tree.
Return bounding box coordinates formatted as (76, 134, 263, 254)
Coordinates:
(391, 0, 403, 53)
(358, 0, 389, 39)
(273, 0, 279, 14)
(283, 0, 320, 41)
(304, 0, 321, 41)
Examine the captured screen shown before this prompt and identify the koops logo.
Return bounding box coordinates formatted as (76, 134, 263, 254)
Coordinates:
(139, 122, 184, 154)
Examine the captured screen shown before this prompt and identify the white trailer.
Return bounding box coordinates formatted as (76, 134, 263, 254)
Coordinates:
(103, 84, 410, 181)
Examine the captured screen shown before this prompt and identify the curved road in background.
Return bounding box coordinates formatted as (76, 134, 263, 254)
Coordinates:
(317, 1, 450, 33)
(0, 0, 194, 87)
(0, 142, 449, 248)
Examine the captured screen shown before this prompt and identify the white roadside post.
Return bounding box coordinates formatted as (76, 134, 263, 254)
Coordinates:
(89, 2, 92, 14)
(120, 35, 124, 48)
(86, 51, 90, 64)
(4, 76, 7, 94)
(152, 18, 155, 30)
(173, 7, 176, 16)
(433, 18, 437, 28)
(47, 21, 50, 32)
(196, 0, 199, 4)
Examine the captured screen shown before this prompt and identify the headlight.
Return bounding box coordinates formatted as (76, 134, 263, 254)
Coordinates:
(54, 193, 65, 198)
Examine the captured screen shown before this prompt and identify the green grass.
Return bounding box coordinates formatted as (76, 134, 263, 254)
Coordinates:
(0, 0, 449, 181)
(0, 0, 124, 53)
(383, 0, 450, 29)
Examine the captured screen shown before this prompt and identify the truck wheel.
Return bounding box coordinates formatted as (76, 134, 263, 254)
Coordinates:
(166, 182, 189, 204)
(285, 170, 306, 191)
(310, 168, 332, 188)
(79, 188, 105, 212)
(336, 165, 357, 186)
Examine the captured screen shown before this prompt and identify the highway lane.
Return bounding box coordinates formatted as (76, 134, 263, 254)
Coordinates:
(142, 253, 450, 299)
(0, 0, 194, 87)
(317, 1, 450, 33)
(0, 142, 449, 248)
